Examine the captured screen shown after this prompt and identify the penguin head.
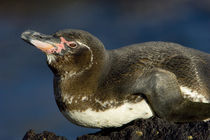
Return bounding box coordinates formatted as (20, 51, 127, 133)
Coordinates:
(21, 29, 106, 76)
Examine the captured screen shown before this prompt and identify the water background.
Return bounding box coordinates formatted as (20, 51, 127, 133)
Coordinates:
(1, 0, 210, 139)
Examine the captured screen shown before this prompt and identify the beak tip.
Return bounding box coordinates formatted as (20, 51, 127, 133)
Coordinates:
(21, 30, 56, 54)
(21, 31, 30, 41)
(21, 33, 27, 41)
(21, 30, 36, 41)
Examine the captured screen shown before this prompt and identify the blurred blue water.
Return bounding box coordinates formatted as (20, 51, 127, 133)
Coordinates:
(0, 1, 210, 140)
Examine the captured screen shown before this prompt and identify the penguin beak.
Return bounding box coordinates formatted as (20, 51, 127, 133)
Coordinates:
(21, 30, 59, 54)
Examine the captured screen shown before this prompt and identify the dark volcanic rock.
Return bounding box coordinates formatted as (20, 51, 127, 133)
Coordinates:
(23, 117, 210, 140)
(77, 117, 210, 140)
(23, 129, 67, 140)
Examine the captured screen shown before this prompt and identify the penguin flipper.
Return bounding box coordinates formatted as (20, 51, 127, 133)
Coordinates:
(169, 100, 210, 122)
(135, 68, 210, 122)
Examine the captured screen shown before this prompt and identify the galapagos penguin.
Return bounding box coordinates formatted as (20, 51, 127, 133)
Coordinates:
(21, 29, 210, 128)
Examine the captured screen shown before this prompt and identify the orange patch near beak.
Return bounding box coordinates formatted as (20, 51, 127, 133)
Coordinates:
(31, 40, 55, 54)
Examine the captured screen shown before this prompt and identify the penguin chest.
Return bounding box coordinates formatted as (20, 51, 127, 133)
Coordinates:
(61, 99, 153, 128)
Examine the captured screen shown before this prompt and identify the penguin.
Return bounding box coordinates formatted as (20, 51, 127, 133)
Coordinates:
(21, 29, 210, 128)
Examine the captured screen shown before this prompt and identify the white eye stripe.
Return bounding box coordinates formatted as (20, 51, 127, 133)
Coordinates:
(47, 41, 94, 78)
(60, 41, 94, 79)
(76, 41, 94, 65)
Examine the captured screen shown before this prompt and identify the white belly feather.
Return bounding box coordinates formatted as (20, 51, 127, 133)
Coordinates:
(62, 99, 153, 128)
(60, 86, 209, 128)
(180, 86, 210, 103)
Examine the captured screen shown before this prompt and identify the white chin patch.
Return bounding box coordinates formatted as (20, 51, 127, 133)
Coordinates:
(47, 54, 56, 64)
(180, 86, 210, 103)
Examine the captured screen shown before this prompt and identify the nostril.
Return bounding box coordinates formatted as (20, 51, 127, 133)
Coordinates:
(33, 34, 42, 39)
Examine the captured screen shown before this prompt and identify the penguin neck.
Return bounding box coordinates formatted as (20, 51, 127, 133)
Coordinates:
(55, 50, 110, 96)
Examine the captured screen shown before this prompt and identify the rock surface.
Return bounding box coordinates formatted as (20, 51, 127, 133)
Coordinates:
(23, 117, 210, 140)
(23, 129, 67, 140)
(78, 117, 210, 140)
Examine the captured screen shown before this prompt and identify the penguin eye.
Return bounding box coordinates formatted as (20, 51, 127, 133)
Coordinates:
(68, 42, 77, 48)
